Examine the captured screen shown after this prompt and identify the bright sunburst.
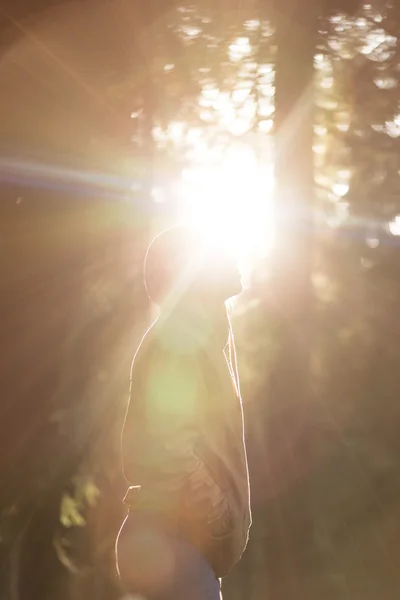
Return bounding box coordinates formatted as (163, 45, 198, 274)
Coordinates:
(177, 138, 275, 275)
(158, 30, 276, 277)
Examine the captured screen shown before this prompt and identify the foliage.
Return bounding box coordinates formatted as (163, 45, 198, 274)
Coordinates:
(2, 0, 400, 599)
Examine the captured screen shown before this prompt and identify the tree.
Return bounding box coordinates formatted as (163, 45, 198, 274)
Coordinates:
(3, 1, 400, 598)
(0, 2, 176, 598)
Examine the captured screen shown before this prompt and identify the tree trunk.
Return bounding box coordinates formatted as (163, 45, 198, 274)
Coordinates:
(273, 0, 318, 300)
(264, 1, 320, 598)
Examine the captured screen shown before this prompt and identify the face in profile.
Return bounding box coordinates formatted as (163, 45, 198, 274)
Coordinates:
(198, 244, 242, 302)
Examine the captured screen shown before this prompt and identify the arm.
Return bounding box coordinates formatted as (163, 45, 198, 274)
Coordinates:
(122, 346, 229, 528)
(122, 347, 205, 489)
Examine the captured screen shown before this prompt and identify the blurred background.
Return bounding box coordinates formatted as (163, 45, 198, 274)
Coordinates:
(1, 0, 400, 598)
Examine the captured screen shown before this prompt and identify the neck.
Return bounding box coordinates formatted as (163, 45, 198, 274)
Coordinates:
(160, 299, 230, 351)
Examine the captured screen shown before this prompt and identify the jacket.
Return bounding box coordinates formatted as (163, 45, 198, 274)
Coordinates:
(121, 308, 251, 577)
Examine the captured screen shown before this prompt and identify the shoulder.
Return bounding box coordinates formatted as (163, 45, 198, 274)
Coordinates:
(131, 319, 202, 383)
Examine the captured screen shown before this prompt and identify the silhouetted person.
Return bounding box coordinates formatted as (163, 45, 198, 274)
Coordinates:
(116, 226, 251, 599)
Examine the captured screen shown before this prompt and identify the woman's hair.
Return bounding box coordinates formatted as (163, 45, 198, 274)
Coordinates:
(227, 313, 241, 395)
(144, 226, 209, 307)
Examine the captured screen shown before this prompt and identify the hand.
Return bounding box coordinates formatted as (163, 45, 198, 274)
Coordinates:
(186, 462, 230, 532)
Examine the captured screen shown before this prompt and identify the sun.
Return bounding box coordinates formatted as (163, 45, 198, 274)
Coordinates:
(177, 139, 275, 276)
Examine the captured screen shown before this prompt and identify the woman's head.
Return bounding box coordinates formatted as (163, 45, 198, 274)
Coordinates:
(144, 225, 242, 310)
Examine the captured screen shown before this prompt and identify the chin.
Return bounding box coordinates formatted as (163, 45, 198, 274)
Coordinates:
(224, 278, 243, 301)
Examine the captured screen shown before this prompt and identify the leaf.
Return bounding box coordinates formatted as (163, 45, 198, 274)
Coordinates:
(82, 478, 101, 508)
(60, 494, 86, 528)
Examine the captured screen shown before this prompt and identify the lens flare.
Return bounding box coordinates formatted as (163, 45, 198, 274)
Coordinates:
(178, 140, 275, 268)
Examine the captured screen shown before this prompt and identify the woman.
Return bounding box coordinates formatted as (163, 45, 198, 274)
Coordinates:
(116, 226, 251, 600)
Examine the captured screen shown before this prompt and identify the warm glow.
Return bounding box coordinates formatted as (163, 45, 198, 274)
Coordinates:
(163, 32, 275, 278)
(389, 215, 400, 236)
(177, 139, 275, 273)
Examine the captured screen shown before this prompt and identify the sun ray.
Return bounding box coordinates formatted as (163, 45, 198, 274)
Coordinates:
(177, 138, 275, 277)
